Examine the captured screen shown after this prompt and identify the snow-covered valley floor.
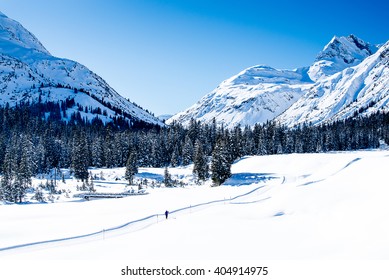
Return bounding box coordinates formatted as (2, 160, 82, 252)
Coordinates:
(1, 150, 389, 260)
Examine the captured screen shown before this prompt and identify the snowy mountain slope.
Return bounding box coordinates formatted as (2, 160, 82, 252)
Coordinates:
(0, 11, 49, 55)
(168, 65, 313, 129)
(0, 11, 163, 126)
(276, 41, 389, 127)
(168, 35, 385, 129)
(308, 35, 378, 81)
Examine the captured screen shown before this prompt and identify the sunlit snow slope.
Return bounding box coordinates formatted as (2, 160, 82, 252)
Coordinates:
(168, 65, 312, 129)
(0, 11, 163, 126)
(169, 35, 387, 128)
(277, 41, 389, 126)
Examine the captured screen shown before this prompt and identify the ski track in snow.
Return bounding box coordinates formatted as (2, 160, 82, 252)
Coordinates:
(0, 179, 278, 254)
(297, 157, 362, 187)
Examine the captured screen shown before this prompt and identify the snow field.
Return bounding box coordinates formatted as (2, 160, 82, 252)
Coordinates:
(1, 150, 389, 261)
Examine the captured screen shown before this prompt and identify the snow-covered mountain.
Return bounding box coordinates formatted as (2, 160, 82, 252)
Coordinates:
(308, 34, 378, 81)
(168, 65, 313, 128)
(276, 41, 389, 126)
(0, 11, 163, 126)
(168, 35, 387, 129)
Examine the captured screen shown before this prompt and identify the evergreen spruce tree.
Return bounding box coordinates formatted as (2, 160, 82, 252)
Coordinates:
(104, 126, 115, 168)
(125, 149, 138, 185)
(112, 133, 123, 167)
(182, 135, 194, 166)
(34, 139, 46, 174)
(192, 140, 209, 183)
(1, 176, 14, 202)
(44, 134, 61, 173)
(91, 137, 104, 168)
(72, 131, 89, 181)
(230, 125, 243, 161)
(1, 144, 14, 202)
(16, 135, 34, 202)
(150, 139, 163, 167)
(170, 144, 181, 167)
(0, 138, 31, 203)
(88, 171, 96, 193)
(211, 138, 231, 186)
(164, 167, 173, 187)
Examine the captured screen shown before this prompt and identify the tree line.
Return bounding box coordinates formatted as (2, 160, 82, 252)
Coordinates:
(0, 102, 388, 203)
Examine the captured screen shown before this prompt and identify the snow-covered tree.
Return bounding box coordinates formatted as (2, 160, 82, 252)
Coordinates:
(170, 144, 181, 167)
(16, 135, 34, 201)
(125, 149, 138, 185)
(182, 135, 194, 166)
(211, 138, 231, 186)
(164, 167, 173, 187)
(192, 140, 209, 183)
(91, 137, 104, 168)
(72, 131, 89, 181)
(0, 146, 15, 202)
(0, 134, 33, 203)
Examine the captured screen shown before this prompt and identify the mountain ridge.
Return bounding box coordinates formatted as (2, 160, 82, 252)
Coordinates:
(168, 35, 388, 129)
(168, 65, 313, 128)
(308, 34, 378, 82)
(276, 40, 389, 126)
(0, 11, 163, 127)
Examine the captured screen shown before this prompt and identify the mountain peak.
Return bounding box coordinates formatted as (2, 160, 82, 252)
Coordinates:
(308, 35, 377, 81)
(0, 10, 50, 55)
(276, 40, 389, 127)
(316, 35, 375, 63)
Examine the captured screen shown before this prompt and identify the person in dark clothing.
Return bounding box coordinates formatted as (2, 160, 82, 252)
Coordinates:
(165, 210, 169, 219)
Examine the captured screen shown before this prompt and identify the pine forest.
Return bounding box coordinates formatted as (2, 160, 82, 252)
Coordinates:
(0, 101, 389, 203)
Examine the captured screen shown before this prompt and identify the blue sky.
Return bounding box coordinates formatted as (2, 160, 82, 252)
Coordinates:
(1, 0, 388, 116)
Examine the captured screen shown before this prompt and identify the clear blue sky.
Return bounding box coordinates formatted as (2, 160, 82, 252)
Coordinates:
(1, 0, 388, 116)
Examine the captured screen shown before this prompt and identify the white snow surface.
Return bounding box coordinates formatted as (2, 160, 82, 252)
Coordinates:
(1, 149, 388, 260)
(0, 11, 163, 126)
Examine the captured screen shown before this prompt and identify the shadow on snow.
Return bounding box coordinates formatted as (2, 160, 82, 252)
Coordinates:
(224, 173, 277, 187)
(137, 172, 164, 182)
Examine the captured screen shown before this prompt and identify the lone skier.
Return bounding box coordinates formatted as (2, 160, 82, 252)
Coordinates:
(165, 210, 169, 219)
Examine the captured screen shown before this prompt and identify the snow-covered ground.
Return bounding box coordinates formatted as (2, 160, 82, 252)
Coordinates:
(1, 150, 389, 261)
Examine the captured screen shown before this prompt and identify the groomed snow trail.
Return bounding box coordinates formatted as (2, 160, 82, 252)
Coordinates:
(0, 175, 281, 255)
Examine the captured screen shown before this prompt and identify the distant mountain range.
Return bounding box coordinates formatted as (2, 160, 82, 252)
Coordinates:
(0, 11, 163, 127)
(168, 35, 388, 128)
(2, 11, 387, 130)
